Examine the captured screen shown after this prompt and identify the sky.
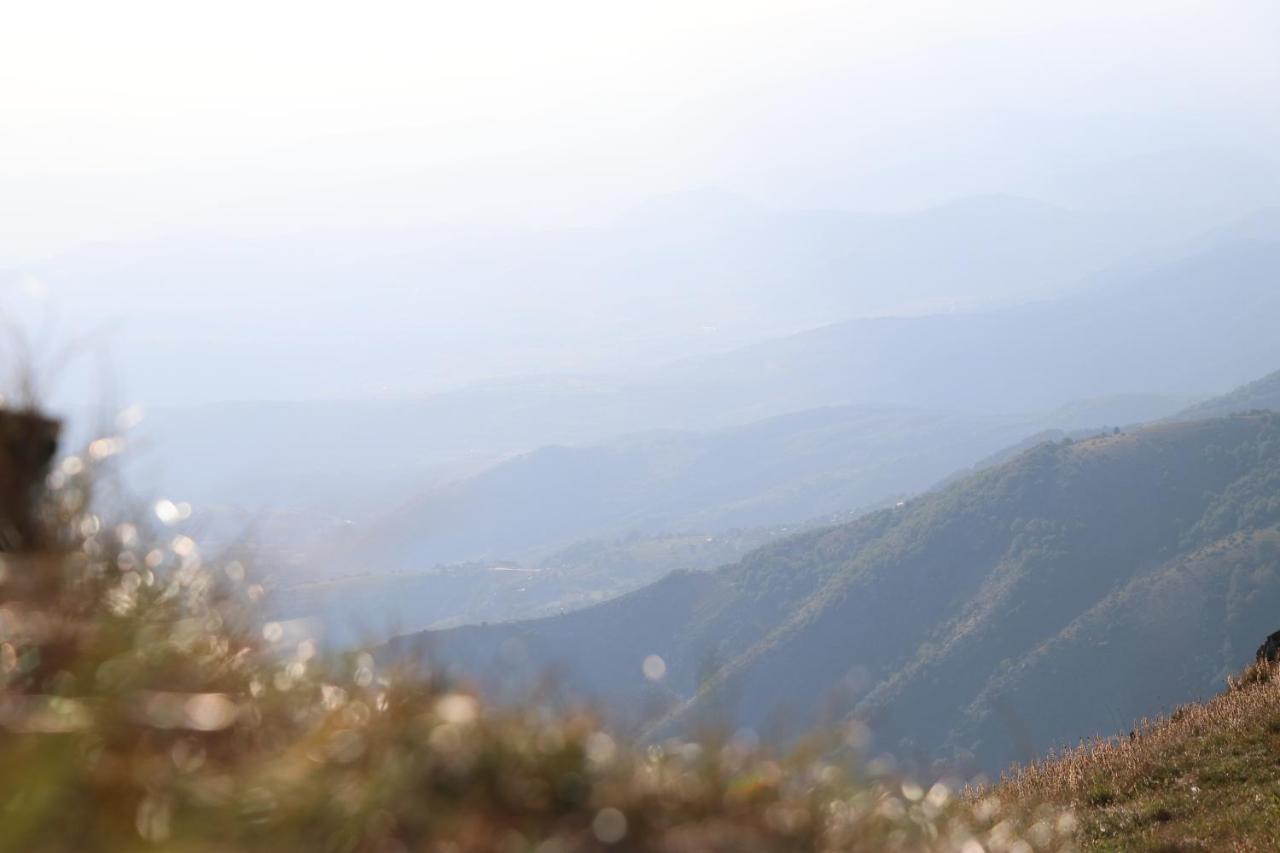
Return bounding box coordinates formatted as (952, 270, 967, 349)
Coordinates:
(3, 0, 1278, 264)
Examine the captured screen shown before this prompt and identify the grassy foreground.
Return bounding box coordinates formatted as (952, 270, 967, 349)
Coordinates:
(0, 413, 1077, 851)
(997, 661, 1280, 852)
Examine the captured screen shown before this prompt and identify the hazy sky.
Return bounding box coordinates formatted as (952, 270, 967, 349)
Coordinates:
(4, 0, 1278, 263)
(2, 1, 1279, 409)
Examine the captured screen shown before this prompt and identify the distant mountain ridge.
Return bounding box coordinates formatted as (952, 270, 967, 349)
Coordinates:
(96, 228, 1280, 542)
(358, 238, 1280, 570)
(354, 233, 1280, 574)
(5, 192, 1155, 406)
(1174, 367, 1280, 420)
(364, 394, 1192, 569)
(656, 240, 1280, 416)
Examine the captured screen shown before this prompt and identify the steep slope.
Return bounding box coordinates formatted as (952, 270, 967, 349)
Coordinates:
(933, 364, 1280, 490)
(395, 413, 1280, 772)
(1002, 662, 1280, 851)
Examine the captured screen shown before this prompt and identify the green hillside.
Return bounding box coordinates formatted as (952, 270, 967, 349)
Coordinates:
(1000, 660, 1280, 851)
(399, 412, 1280, 772)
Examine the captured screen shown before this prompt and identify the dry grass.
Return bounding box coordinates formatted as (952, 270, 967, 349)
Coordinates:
(0, 409, 1080, 852)
(995, 661, 1280, 851)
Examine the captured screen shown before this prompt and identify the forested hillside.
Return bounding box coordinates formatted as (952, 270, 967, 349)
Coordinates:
(398, 412, 1280, 774)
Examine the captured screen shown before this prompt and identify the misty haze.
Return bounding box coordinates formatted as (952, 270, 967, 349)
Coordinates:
(2, 2, 1280, 850)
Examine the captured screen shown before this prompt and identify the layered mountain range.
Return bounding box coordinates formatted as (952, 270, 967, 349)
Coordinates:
(394, 375, 1280, 774)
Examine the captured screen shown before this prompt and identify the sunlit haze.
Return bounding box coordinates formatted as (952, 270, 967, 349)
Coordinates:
(4, 2, 1279, 407)
(5, 1, 1278, 259)
(5, 5, 1280, 847)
